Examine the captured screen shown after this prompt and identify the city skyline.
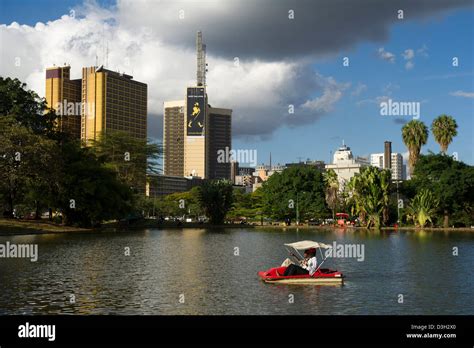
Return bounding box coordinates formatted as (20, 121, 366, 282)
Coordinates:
(0, 0, 472, 167)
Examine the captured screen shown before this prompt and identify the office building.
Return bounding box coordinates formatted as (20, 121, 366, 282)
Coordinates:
(45, 65, 82, 138)
(163, 31, 232, 180)
(146, 174, 204, 197)
(326, 143, 369, 188)
(206, 106, 232, 179)
(370, 152, 404, 181)
(45, 65, 148, 143)
(163, 100, 185, 176)
(81, 66, 147, 143)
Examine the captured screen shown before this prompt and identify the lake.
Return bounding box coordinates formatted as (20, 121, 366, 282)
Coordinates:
(0, 227, 473, 315)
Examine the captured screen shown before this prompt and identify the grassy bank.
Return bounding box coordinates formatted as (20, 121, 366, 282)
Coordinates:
(0, 218, 92, 236)
(1, 218, 472, 236)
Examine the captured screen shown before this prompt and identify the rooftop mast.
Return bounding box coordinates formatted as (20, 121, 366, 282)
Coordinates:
(196, 31, 206, 87)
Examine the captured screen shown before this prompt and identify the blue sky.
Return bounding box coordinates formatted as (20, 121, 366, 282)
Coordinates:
(1, 0, 473, 165)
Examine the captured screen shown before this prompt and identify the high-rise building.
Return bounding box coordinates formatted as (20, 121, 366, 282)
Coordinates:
(163, 32, 232, 180)
(163, 100, 185, 176)
(370, 152, 404, 181)
(45, 65, 82, 138)
(206, 106, 232, 179)
(45, 65, 148, 144)
(81, 66, 147, 143)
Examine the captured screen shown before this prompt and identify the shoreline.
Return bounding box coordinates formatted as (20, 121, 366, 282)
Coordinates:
(0, 218, 473, 236)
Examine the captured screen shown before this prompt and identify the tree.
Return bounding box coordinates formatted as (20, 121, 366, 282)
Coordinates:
(346, 167, 391, 229)
(402, 120, 428, 176)
(54, 141, 134, 227)
(91, 130, 161, 194)
(406, 189, 439, 227)
(431, 114, 458, 154)
(0, 77, 58, 138)
(0, 117, 59, 218)
(410, 154, 473, 227)
(0, 77, 135, 226)
(261, 165, 327, 221)
(197, 180, 234, 224)
(323, 169, 339, 219)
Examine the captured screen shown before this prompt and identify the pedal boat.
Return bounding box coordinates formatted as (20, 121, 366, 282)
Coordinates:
(258, 240, 344, 285)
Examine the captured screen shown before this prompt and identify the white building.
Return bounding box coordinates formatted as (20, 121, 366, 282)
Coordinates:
(370, 153, 404, 181)
(325, 144, 369, 189)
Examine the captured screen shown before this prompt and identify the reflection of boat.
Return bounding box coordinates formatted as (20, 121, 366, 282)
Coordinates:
(258, 241, 344, 285)
(336, 213, 350, 227)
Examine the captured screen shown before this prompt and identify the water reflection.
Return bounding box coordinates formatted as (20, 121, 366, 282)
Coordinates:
(0, 228, 473, 315)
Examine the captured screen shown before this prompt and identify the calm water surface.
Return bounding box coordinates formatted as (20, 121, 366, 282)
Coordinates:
(0, 228, 473, 315)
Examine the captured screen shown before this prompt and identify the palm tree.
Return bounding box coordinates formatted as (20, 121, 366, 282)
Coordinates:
(431, 114, 458, 154)
(323, 169, 339, 220)
(402, 120, 429, 176)
(406, 189, 439, 227)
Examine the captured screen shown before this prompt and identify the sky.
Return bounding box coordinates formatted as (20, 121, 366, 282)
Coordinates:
(1, 0, 473, 166)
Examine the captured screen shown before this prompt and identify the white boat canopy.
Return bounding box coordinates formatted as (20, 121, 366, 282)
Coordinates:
(284, 240, 332, 250)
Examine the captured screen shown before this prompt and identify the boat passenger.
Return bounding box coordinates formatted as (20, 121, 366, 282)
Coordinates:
(283, 248, 317, 276)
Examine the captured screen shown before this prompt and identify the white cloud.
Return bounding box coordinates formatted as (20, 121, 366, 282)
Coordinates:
(450, 90, 474, 98)
(0, 2, 348, 139)
(301, 76, 349, 113)
(377, 47, 395, 63)
(405, 61, 415, 70)
(402, 49, 415, 60)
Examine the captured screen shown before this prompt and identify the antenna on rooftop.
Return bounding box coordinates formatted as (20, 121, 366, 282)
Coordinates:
(105, 41, 109, 68)
(196, 31, 206, 87)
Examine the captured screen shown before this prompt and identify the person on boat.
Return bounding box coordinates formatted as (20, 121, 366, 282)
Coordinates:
(283, 248, 317, 276)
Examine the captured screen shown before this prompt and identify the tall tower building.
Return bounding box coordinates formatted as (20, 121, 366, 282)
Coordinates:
(81, 66, 147, 143)
(206, 106, 232, 179)
(45, 65, 82, 138)
(163, 100, 185, 176)
(164, 32, 232, 180)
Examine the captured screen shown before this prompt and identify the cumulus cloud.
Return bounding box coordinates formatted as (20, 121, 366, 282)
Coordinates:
(0, 0, 471, 139)
(115, 0, 471, 60)
(0, 3, 350, 139)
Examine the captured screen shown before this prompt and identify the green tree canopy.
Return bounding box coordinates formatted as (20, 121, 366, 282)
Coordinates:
(260, 165, 327, 221)
(197, 180, 234, 224)
(90, 130, 161, 193)
(0, 77, 58, 138)
(410, 153, 473, 227)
